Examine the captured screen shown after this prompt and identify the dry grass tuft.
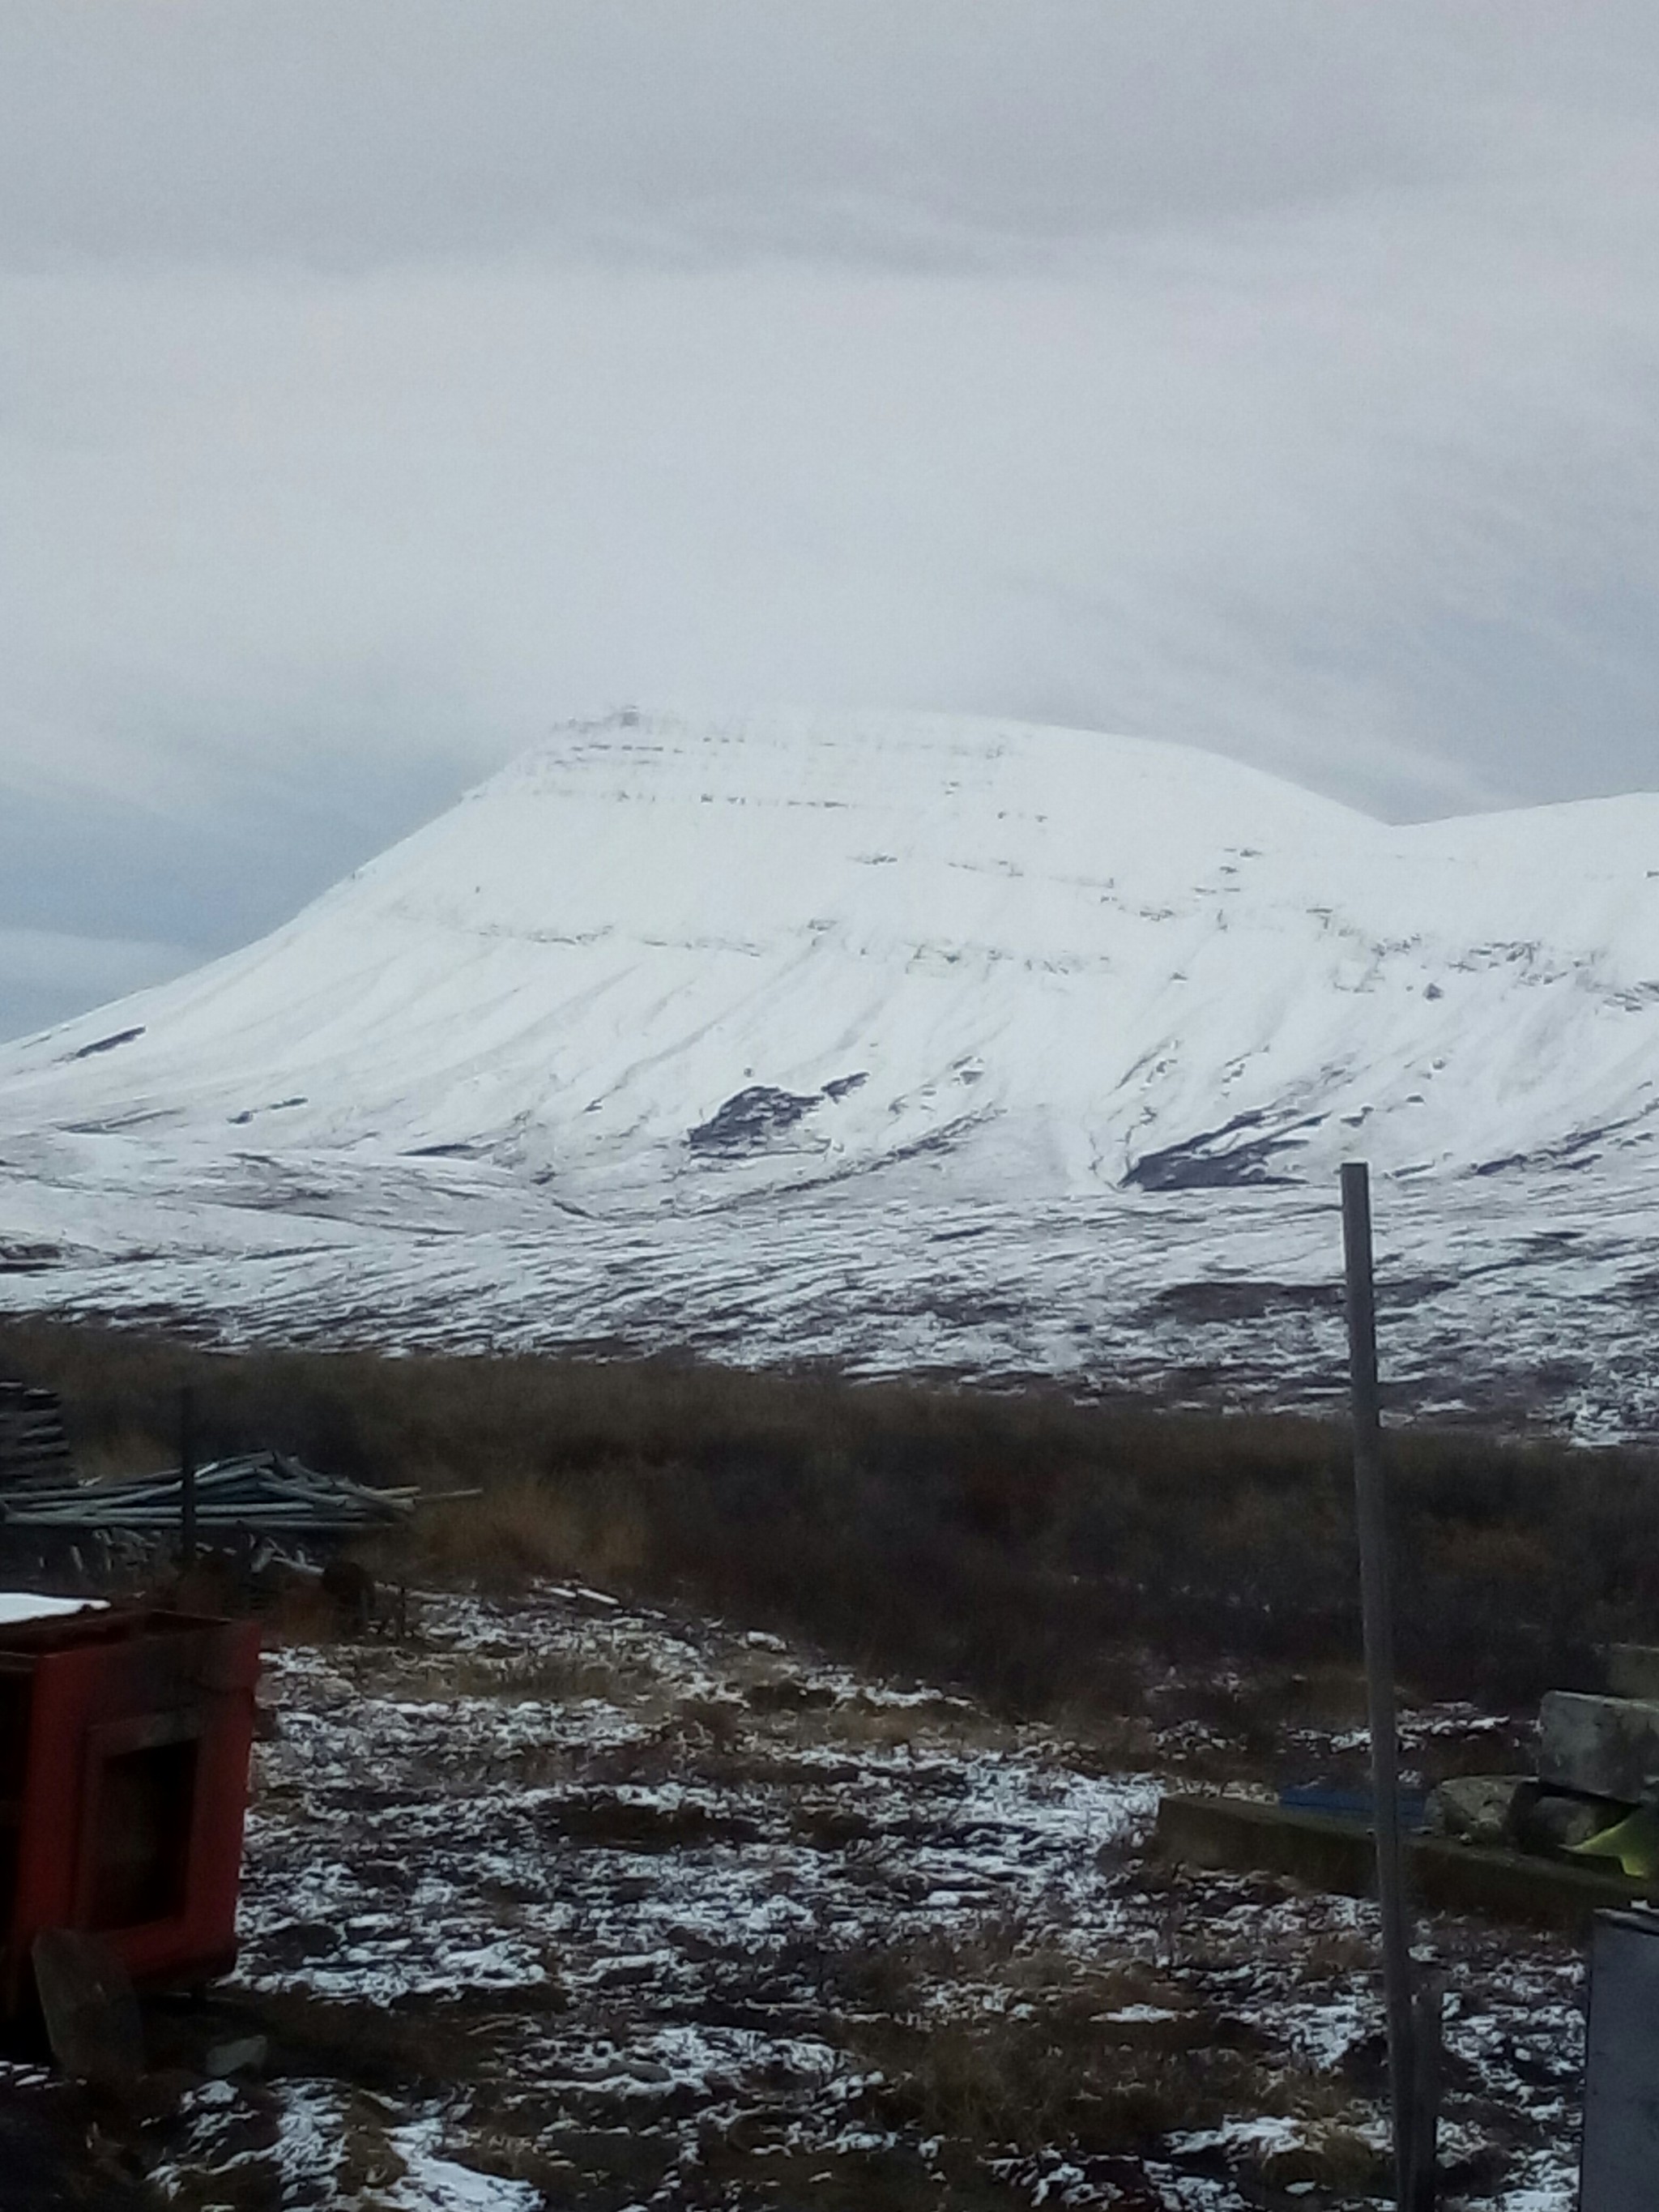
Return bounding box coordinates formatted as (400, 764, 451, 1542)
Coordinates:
(847, 1946, 1267, 2158)
(3, 1316, 1653, 1717)
(384, 1472, 648, 1594)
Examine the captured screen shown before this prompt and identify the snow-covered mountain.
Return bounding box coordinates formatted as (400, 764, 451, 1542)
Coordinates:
(3, 709, 1658, 1433)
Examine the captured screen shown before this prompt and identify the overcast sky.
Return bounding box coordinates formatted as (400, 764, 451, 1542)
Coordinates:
(3, 2, 1658, 1039)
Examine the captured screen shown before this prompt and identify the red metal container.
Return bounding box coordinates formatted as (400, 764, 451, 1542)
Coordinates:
(0, 1604, 260, 2019)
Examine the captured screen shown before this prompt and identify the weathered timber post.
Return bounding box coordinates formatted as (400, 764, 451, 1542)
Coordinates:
(179, 1382, 198, 1567)
(1341, 1161, 1435, 2211)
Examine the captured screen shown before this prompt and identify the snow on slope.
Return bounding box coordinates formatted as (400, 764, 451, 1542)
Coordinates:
(2, 709, 1658, 1432)
(5, 707, 1659, 1194)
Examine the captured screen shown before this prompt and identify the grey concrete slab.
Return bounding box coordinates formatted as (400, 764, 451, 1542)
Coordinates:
(1605, 1646, 1659, 1701)
(1155, 1793, 1648, 1930)
(1538, 1691, 1659, 1803)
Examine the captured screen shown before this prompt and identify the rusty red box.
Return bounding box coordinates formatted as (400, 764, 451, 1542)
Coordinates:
(0, 1603, 261, 2019)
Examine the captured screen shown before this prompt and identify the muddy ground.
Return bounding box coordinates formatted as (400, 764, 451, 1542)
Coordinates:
(2, 1585, 1581, 2209)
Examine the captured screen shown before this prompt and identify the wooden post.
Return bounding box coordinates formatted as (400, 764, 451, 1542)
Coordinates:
(1341, 1162, 1433, 2211)
(179, 1383, 197, 1567)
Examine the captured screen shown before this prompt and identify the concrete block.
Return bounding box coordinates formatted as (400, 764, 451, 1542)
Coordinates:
(1539, 1693, 1659, 1803)
(1426, 1774, 1527, 1847)
(1154, 1792, 1649, 1930)
(32, 1929, 143, 2095)
(1606, 1646, 1659, 1702)
(1513, 1784, 1619, 1855)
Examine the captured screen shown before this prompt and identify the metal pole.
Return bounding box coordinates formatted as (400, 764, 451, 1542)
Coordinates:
(1341, 1161, 1427, 2212)
(1410, 1969, 1444, 2212)
(179, 1382, 197, 1567)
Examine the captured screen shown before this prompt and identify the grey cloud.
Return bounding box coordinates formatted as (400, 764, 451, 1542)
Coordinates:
(0, 2, 1588, 272)
(2, 4, 1659, 1041)
(0, 745, 474, 1041)
(0, 929, 196, 1044)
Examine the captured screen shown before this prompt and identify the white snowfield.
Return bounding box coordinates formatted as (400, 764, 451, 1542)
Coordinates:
(2, 709, 1657, 1433)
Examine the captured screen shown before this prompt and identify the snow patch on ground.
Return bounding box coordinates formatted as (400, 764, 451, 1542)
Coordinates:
(113, 1584, 1588, 2207)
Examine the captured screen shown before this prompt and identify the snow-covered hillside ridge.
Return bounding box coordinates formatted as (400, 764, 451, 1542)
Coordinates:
(4, 709, 1659, 1438)
(4, 707, 1658, 1199)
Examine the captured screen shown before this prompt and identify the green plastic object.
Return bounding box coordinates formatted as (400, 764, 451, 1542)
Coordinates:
(1572, 1808, 1659, 1885)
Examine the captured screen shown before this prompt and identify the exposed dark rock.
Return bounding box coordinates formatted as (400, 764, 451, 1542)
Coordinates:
(1124, 1111, 1312, 1192)
(66, 1026, 144, 1061)
(689, 1087, 820, 1156)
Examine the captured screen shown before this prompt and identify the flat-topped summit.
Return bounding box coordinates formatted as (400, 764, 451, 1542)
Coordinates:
(2, 707, 1655, 1204)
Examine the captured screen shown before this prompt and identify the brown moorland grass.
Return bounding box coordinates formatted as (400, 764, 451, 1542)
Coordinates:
(2, 1317, 1655, 1713)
